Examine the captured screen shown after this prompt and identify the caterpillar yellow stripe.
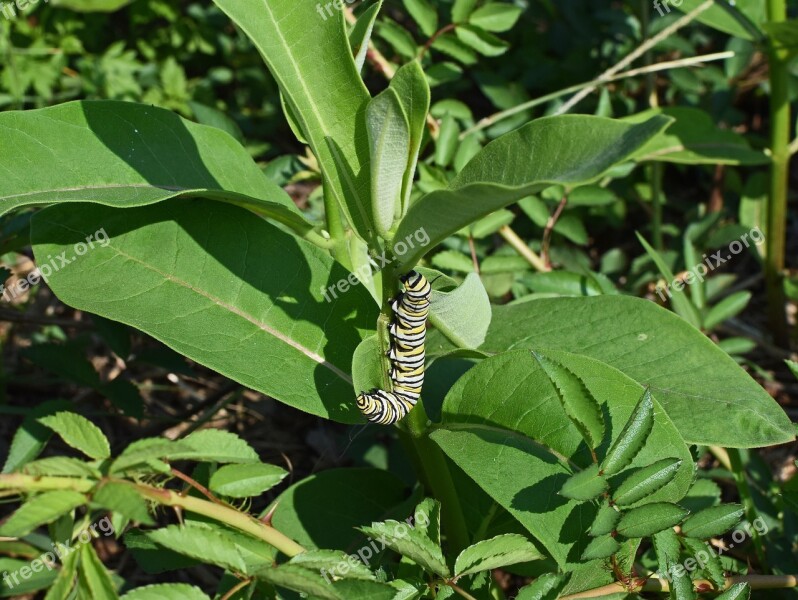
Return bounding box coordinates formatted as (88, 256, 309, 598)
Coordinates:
(356, 270, 431, 425)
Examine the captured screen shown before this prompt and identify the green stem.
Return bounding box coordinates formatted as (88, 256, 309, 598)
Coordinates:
(765, 0, 790, 346)
(323, 188, 349, 264)
(727, 448, 768, 570)
(650, 164, 664, 252)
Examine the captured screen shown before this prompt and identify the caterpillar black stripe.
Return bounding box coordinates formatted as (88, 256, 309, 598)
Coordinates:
(357, 270, 431, 425)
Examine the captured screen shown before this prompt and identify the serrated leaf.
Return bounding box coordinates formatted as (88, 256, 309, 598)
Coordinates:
(258, 564, 341, 600)
(600, 389, 654, 476)
(289, 550, 375, 581)
(120, 583, 212, 600)
(367, 87, 410, 236)
(2, 400, 72, 474)
(175, 429, 259, 463)
(43, 549, 79, 600)
(413, 498, 441, 547)
(403, 0, 438, 36)
(652, 527, 682, 570)
(110, 438, 187, 474)
(716, 583, 751, 600)
(680, 537, 724, 588)
(454, 533, 543, 577)
(428, 273, 491, 349)
(616, 502, 689, 538)
(22, 457, 102, 479)
(580, 534, 621, 560)
(613, 458, 684, 507)
(78, 543, 118, 599)
(145, 525, 247, 574)
(209, 463, 287, 498)
(360, 521, 449, 577)
(560, 464, 608, 501)
(590, 502, 621, 536)
(38, 412, 110, 460)
(533, 352, 604, 449)
(0, 491, 85, 537)
(93, 482, 154, 525)
(681, 504, 744, 539)
(468, 3, 523, 32)
(516, 573, 569, 600)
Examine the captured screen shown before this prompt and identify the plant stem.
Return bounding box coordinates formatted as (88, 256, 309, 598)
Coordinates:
(559, 575, 798, 599)
(499, 226, 548, 272)
(765, 0, 790, 346)
(447, 581, 479, 600)
(727, 448, 769, 570)
(651, 163, 665, 251)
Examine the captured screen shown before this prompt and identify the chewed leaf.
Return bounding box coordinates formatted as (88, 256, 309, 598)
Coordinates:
(534, 352, 604, 449)
(600, 389, 654, 476)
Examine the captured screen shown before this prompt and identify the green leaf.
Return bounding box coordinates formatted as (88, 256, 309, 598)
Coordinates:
(37, 412, 110, 461)
(468, 3, 523, 32)
(455, 24, 509, 56)
(177, 429, 259, 464)
(787, 360, 798, 381)
(600, 389, 654, 476)
(636, 233, 702, 329)
(413, 498, 441, 546)
(434, 348, 694, 568)
(213, 0, 374, 241)
(451, 0, 478, 22)
(680, 504, 744, 539)
(360, 520, 449, 577)
(616, 502, 689, 538)
(715, 583, 751, 600)
(671, 0, 764, 41)
(367, 87, 410, 236)
(680, 537, 724, 589)
(78, 544, 118, 600)
(589, 502, 620, 536)
(628, 108, 768, 166)
(50, 0, 132, 11)
(403, 0, 438, 36)
(533, 353, 604, 449)
(289, 550, 375, 581)
(428, 273, 491, 349)
(454, 533, 543, 577)
(145, 525, 248, 573)
(257, 564, 341, 600)
(209, 463, 288, 498)
(560, 464, 608, 501)
(481, 297, 794, 447)
(0, 102, 311, 238)
(333, 580, 400, 599)
(110, 438, 187, 474)
(395, 115, 671, 268)
(515, 573, 569, 600)
(93, 482, 154, 525)
(435, 113, 461, 168)
(580, 535, 620, 561)
(389, 61, 431, 214)
(31, 200, 378, 424)
(43, 549, 79, 600)
(120, 584, 212, 600)
(703, 292, 752, 330)
(613, 458, 684, 507)
(2, 400, 73, 473)
(349, 0, 383, 72)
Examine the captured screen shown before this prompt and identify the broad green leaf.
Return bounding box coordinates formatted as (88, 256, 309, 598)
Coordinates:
(213, 0, 374, 241)
(763, 21, 798, 57)
(360, 520, 449, 577)
(0, 102, 312, 238)
(600, 389, 654, 476)
(628, 108, 768, 165)
(580, 535, 620, 561)
(2, 400, 72, 473)
(403, 0, 438, 36)
(703, 291, 751, 330)
(43, 549, 79, 600)
(271, 468, 408, 551)
(454, 534, 543, 577)
(352, 334, 389, 398)
(481, 297, 794, 447)
(78, 544, 118, 600)
(613, 458, 684, 507)
(367, 87, 410, 236)
(349, 0, 383, 72)
(394, 115, 671, 267)
(716, 583, 751, 600)
(188, 101, 245, 144)
(468, 3, 524, 32)
(560, 465, 608, 501)
(0, 490, 86, 537)
(516, 573, 569, 600)
(467, 210, 515, 239)
(455, 25, 509, 56)
(428, 273, 491, 349)
(176, 430, 259, 464)
(680, 504, 744, 539)
(636, 233, 702, 329)
(389, 61, 431, 214)
(435, 113, 460, 167)
(616, 502, 689, 538)
(120, 584, 212, 600)
(31, 200, 378, 423)
(51, 0, 131, 10)
(376, 20, 418, 59)
(209, 463, 288, 498)
(0, 557, 57, 597)
(145, 525, 247, 574)
(93, 482, 154, 525)
(257, 564, 341, 600)
(333, 580, 400, 599)
(672, 0, 764, 41)
(37, 412, 110, 461)
(451, 0, 478, 22)
(589, 502, 620, 536)
(110, 438, 188, 474)
(533, 353, 604, 449)
(289, 550, 375, 581)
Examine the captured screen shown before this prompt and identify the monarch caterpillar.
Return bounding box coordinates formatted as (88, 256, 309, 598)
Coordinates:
(357, 270, 431, 425)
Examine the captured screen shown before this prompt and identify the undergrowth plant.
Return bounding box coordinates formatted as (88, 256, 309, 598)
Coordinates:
(0, 1, 795, 599)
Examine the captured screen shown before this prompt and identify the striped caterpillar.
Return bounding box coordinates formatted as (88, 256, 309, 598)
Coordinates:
(356, 270, 430, 425)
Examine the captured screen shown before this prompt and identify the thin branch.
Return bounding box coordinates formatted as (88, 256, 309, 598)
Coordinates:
(219, 578, 252, 600)
(560, 575, 798, 599)
(467, 234, 480, 274)
(170, 468, 221, 505)
(499, 226, 548, 272)
(447, 581, 479, 600)
(419, 23, 456, 60)
(541, 196, 568, 269)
